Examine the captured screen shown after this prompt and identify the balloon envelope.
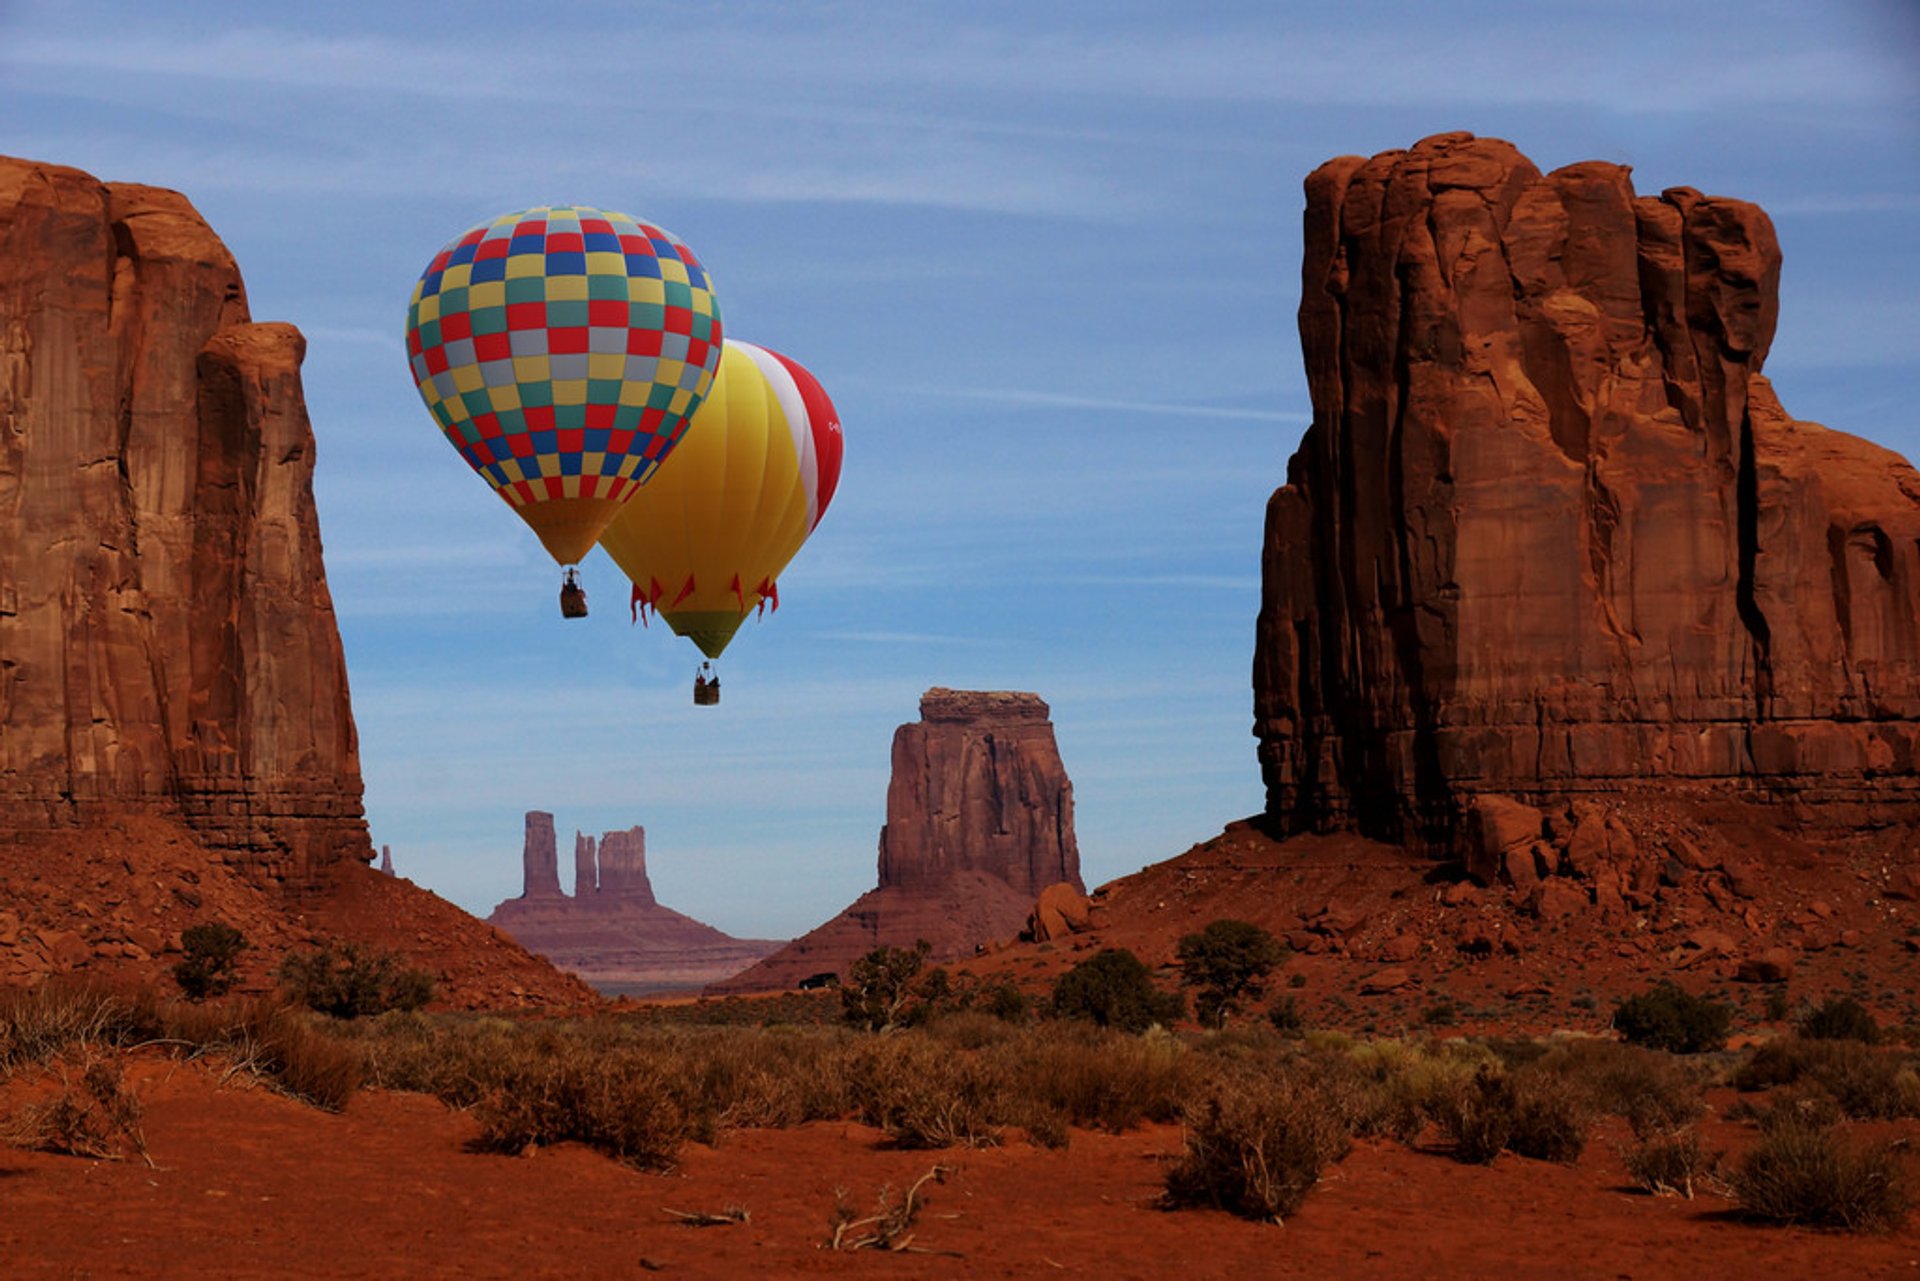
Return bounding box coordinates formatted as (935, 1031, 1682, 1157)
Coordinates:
(405, 205, 723, 565)
(599, 339, 843, 658)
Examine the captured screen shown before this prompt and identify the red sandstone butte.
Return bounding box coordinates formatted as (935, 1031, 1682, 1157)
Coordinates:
(0, 155, 365, 883)
(489, 813, 781, 994)
(1252, 132, 1920, 849)
(0, 155, 587, 1007)
(710, 688, 1083, 994)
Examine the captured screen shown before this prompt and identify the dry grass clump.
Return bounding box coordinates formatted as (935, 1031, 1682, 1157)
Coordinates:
(1430, 1063, 1594, 1165)
(1531, 1038, 1707, 1137)
(1162, 1069, 1353, 1223)
(987, 1024, 1194, 1135)
(1733, 1037, 1920, 1121)
(469, 1040, 688, 1171)
(1622, 1127, 1719, 1199)
(846, 1036, 1004, 1149)
(0, 979, 165, 1073)
(1325, 1038, 1492, 1142)
(2, 1050, 150, 1163)
(1730, 1114, 1913, 1231)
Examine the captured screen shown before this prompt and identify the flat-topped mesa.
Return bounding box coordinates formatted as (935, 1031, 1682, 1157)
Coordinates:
(520, 812, 562, 899)
(596, 826, 656, 907)
(918, 687, 1051, 725)
(880, 688, 1081, 895)
(1253, 132, 1920, 850)
(0, 155, 369, 883)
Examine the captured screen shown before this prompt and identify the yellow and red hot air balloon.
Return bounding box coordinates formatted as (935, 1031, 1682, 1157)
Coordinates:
(598, 338, 842, 678)
(404, 205, 722, 615)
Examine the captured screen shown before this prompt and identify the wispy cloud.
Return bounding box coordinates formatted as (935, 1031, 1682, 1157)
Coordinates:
(894, 384, 1311, 423)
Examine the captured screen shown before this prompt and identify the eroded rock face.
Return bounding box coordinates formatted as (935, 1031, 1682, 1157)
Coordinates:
(878, 688, 1082, 895)
(710, 688, 1083, 993)
(0, 156, 368, 882)
(1253, 133, 1920, 848)
(489, 813, 778, 993)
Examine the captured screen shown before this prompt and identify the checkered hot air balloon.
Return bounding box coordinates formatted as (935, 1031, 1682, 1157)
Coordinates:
(599, 339, 843, 668)
(405, 205, 722, 611)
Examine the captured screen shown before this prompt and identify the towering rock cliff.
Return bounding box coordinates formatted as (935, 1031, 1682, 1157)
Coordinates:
(1254, 133, 1920, 849)
(710, 688, 1083, 994)
(0, 156, 368, 883)
(489, 813, 780, 993)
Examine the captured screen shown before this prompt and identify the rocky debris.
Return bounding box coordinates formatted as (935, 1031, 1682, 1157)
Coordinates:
(0, 155, 369, 883)
(1359, 966, 1415, 995)
(711, 689, 1084, 993)
(488, 813, 779, 994)
(1735, 948, 1795, 984)
(1025, 882, 1093, 943)
(1253, 132, 1920, 852)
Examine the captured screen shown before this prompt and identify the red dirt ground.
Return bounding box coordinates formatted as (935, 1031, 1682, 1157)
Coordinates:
(8, 805, 1920, 1274)
(2, 1055, 1917, 1278)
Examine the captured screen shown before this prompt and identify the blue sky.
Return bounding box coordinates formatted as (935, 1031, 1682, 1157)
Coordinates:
(3, 1, 1916, 938)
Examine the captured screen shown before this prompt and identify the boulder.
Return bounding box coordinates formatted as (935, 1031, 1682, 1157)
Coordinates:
(1464, 795, 1545, 884)
(1528, 879, 1589, 921)
(1735, 948, 1795, 983)
(1359, 966, 1415, 995)
(1026, 881, 1092, 942)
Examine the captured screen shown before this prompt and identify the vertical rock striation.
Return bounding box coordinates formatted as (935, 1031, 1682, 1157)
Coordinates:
(1253, 133, 1920, 848)
(0, 155, 368, 882)
(596, 826, 655, 906)
(877, 689, 1082, 896)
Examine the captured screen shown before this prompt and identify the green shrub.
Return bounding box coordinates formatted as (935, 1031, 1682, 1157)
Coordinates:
(840, 941, 931, 1032)
(1176, 920, 1287, 1029)
(276, 943, 435, 1019)
(1162, 1071, 1351, 1223)
(172, 923, 247, 1000)
(1050, 949, 1183, 1033)
(1799, 996, 1880, 1045)
(1612, 982, 1731, 1054)
(1731, 1116, 1913, 1231)
(1267, 995, 1305, 1036)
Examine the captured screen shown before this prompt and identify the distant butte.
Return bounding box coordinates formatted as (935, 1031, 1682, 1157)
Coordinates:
(710, 688, 1084, 994)
(1253, 132, 1920, 852)
(488, 812, 782, 994)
